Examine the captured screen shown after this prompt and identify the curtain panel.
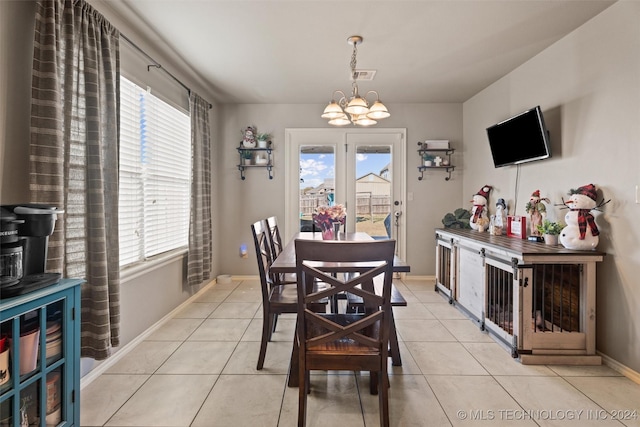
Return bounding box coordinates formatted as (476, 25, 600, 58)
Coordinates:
(30, 0, 120, 359)
(187, 93, 213, 286)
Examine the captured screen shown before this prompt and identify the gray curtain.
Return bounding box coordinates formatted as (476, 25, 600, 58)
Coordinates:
(187, 93, 212, 286)
(30, 0, 120, 359)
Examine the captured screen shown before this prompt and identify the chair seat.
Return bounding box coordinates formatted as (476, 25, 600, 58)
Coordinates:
(346, 282, 406, 312)
(270, 283, 329, 311)
(306, 313, 381, 355)
(273, 271, 297, 286)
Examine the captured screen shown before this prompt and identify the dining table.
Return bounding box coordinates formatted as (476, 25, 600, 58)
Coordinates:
(270, 231, 410, 387)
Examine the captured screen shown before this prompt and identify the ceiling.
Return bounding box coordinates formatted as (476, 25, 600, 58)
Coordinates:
(104, 0, 616, 105)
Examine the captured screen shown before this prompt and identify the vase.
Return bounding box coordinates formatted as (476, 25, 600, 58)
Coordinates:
(332, 221, 341, 240)
(544, 234, 558, 246)
(321, 226, 334, 240)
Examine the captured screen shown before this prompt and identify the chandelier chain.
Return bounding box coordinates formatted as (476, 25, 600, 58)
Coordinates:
(350, 43, 358, 79)
(350, 42, 359, 95)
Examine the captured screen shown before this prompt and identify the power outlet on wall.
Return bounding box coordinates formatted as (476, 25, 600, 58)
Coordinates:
(240, 244, 248, 258)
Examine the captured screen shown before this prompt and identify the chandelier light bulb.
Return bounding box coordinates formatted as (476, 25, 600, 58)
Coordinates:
(321, 101, 345, 119)
(344, 96, 369, 115)
(355, 116, 377, 126)
(366, 100, 390, 119)
(328, 116, 351, 126)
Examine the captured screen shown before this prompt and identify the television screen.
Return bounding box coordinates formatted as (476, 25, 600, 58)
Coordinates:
(486, 106, 551, 168)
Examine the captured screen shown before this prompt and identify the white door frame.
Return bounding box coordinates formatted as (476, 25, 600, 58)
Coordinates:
(284, 128, 407, 261)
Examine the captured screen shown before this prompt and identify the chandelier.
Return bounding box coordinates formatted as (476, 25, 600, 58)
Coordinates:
(321, 36, 390, 126)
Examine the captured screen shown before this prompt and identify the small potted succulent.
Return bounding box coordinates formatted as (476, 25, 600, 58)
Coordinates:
(536, 219, 563, 246)
(241, 149, 253, 165)
(423, 153, 435, 166)
(256, 132, 271, 148)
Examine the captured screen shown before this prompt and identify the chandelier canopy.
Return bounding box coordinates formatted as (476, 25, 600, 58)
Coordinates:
(322, 36, 390, 126)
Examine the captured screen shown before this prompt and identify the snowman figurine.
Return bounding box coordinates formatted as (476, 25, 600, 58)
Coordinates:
(241, 126, 257, 148)
(469, 185, 492, 231)
(494, 198, 508, 234)
(559, 184, 600, 250)
(525, 190, 550, 236)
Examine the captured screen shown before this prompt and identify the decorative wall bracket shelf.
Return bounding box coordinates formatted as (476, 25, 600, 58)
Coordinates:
(237, 145, 273, 180)
(417, 142, 455, 181)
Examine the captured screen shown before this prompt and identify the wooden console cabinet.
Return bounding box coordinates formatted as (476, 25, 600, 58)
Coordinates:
(435, 228, 605, 365)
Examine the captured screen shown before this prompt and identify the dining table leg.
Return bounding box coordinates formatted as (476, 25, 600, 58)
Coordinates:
(288, 326, 300, 387)
(389, 311, 402, 366)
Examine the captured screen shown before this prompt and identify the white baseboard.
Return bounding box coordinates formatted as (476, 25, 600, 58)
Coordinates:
(80, 278, 217, 389)
(599, 351, 640, 385)
(400, 275, 435, 281)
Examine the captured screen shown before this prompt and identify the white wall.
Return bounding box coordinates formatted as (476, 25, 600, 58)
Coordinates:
(462, 1, 640, 373)
(218, 103, 463, 277)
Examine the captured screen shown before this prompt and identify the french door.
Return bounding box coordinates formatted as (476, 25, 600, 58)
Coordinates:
(284, 128, 406, 260)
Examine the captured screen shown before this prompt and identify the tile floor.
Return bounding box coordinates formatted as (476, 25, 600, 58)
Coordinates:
(81, 278, 640, 427)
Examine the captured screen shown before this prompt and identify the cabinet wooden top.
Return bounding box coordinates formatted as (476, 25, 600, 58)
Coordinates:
(436, 228, 606, 261)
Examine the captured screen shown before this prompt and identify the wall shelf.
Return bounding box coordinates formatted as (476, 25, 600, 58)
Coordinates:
(237, 144, 273, 180)
(417, 142, 455, 181)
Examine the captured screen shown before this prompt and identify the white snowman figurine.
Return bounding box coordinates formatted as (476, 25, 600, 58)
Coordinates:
(494, 198, 508, 234)
(469, 185, 492, 232)
(559, 184, 600, 250)
(241, 126, 257, 148)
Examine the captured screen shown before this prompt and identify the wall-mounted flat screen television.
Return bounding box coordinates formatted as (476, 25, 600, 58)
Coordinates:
(486, 106, 551, 168)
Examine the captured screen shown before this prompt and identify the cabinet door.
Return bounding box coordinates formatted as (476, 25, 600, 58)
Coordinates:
(0, 281, 80, 427)
(456, 245, 485, 321)
(435, 237, 456, 301)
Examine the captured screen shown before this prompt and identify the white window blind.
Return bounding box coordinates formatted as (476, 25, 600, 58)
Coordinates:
(119, 76, 191, 267)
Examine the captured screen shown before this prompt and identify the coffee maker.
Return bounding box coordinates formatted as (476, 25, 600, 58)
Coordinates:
(0, 205, 62, 298)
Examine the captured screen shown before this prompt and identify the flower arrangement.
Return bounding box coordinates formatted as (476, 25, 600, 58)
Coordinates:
(312, 204, 346, 227)
(312, 204, 346, 239)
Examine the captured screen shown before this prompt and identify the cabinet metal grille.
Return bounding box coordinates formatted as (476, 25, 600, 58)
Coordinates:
(437, 245, 452, 291)
(532, 264, 580, 332)
(486, 264, 514, 335)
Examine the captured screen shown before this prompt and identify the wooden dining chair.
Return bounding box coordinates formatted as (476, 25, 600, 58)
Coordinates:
(294, 239, 396, 427)
(265, 216, 285, 257)
(265, 216, 296, 289)
(251, 220, 327, 370)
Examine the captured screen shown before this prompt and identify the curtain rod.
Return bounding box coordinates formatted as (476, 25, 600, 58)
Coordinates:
(120, 33, 213, 109)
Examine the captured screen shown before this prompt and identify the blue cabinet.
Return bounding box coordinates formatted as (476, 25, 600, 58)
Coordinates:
(0, 279, 82, 426)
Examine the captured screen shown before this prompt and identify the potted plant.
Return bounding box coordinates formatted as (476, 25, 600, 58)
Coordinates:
(241, 149, 253, 165)
(423, 153, 435, 166)
(256, 132, 270, 148)
(441, 208, 472, 229)
(536, 219, 563, 245)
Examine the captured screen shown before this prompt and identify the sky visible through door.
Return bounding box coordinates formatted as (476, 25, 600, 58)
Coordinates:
(300, 152, 390, 190)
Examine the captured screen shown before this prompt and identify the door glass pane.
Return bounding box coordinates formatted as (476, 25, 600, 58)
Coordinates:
(45, 301, 63, 366)
(299, 146, 335, 232)
(355, 145, 391, 239)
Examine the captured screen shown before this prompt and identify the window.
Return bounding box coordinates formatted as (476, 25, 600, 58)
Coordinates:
(118, 76, 191, 267)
